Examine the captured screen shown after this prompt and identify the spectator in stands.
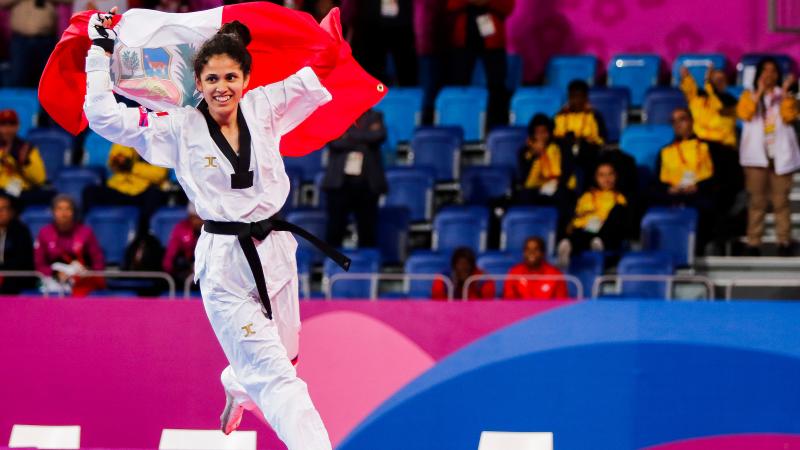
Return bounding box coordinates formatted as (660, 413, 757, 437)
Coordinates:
(323, 109, 387, 248)
(737, 57, 800, 256)
(1, 0, 64, 87)
(416, 0, 448, 124)
(163, 203, 202, 289)
(34, 194, 105, 296)
(557, 162, 631, 267)
(0, 109, 51, 207)
(679, 65, 738, 148)
(82, 143, 168, 233)
(554, 79, 606, 183)
(342, 0, 417, 86)
(0, 193, 36, 293)
(679, 65, 744, 247)
(514, 113, 576, 233)
(654, 107, 715, 252)
(503, 236, 568, 300)
(431, 246, 494, 300)
(444, 0, 513, 129)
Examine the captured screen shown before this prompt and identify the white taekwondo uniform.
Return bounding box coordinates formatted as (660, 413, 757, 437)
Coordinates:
(83, 45, 333, 450)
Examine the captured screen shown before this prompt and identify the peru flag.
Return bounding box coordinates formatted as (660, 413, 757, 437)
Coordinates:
(38, 3, 387, 156)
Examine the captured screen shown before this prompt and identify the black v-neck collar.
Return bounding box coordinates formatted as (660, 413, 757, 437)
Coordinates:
(199, 101, 254, 189)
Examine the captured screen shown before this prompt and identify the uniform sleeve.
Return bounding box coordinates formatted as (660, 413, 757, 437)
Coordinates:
(780, 96, 798, 123)
(162, 226, 181, 275)
(696, 142, 714, 183)
(249, 66, 333, 137)
(83, 46, 181, 169)
(502, 268, 519, 299)
(554, 278, 569, 299)
(84, 228, 105, 270)
(480, 279, 496, 299)
(736, 91, 757, 121)
(679, 75, 699, 103)
(22, 148, 46, 186)
(430, 278, 448, 300)
(33, 232, 51, 276)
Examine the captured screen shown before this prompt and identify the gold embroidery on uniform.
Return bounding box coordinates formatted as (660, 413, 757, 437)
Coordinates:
(241, 323, 255, 337)
(204, 156, 218, 168)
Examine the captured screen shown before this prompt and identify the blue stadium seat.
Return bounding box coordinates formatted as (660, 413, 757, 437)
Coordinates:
(404, 250, 449, 299)
(377, 206, 410, 265)
(486, 126, 527, 171)
(642, 87, 688, 125)
(727, 85, 744, 100)
(384, 167, 435, 222)
(324, 248, 381, 299)
(568, 250, 604, 299)
(52, 168, 102, 210)
(27, 127, 73, 181)
(619, 124, 674, 170)
(432, 206, 489, 254)
(149, 206, 188, 247)
(608, 54, 661, 106)
(588, 87, 630, 143)
(459, 166, 513, 204)
(0, 88, 39, 136)
(85, 206, 140, 265)
(282, 166, 303, 213)
(545, 55, 597, 95)
(476, 251, 517, 295)
(20, 205, 52, 239)
(615, 251, 675, 298)
(410, 126, 463, 181)
(641, 207, 698, 267)
(500, 206, 558, 257)
(509, 87, 564, 126)
(285, 209, 327, 263)
(283, 148, 326, 182)
(737, 53, 796, 88)
(373, 87, 423, 153)
(672, 53, 726, 87)
(434, 87, 488, 141)
(83, 130, 114, 176)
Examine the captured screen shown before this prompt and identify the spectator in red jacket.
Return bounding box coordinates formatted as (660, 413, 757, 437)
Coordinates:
(432, 246, 495, 300)
(34, 194, 105, 296)
(445, 0, 514, 129)
(162, 203, 203, 288)
(503, 236, 568, 300)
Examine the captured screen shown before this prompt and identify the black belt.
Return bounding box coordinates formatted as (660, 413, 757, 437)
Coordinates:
(203, 216, 351, 320)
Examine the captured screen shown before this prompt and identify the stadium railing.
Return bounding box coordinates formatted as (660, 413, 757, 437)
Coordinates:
(462, 273, 584, 300)
(325, 273, 455, 300)
(592, 274, 715, 300)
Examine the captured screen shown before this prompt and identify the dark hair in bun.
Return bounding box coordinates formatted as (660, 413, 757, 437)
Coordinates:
(193, 20, 252, 78)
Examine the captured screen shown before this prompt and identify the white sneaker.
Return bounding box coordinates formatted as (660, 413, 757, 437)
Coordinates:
(590, 237, 604, 252)
(557, 239, 571, 268)
(220, 391, 244, 435)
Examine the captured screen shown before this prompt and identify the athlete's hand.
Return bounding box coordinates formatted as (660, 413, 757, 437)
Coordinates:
(88, 7, 119, 53)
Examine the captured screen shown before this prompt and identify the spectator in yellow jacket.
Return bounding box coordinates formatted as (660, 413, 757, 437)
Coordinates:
(82, 144, 168, 233)
(679, 66, 738, 148)
(554, 80, 606, 189)
(0, 109, 53, 207)
(654, 107, 716, 254)
(557, 162, 631, 267)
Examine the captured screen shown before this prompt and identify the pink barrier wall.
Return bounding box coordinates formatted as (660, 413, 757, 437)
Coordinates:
(0, 297, 566, 449)
(507, 0, 800, 82)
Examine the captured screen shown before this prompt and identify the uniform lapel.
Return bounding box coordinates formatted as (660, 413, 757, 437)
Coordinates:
(199, 101, 254, 189)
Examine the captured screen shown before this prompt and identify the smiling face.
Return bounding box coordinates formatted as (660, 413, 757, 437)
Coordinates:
(195, 54, 250, 121)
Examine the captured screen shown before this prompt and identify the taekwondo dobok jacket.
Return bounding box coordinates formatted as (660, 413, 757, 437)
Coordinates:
(84, 47, 331, 296)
